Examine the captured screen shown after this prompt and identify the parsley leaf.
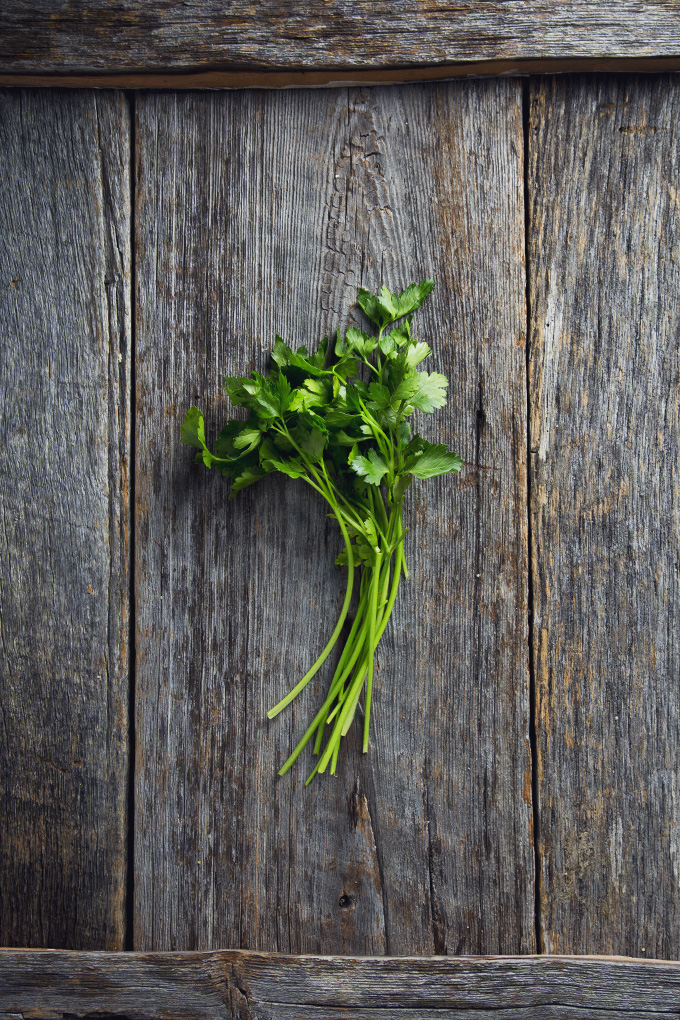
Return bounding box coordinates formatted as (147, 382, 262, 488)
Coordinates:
(349, 446, 389, 486)
(408, 441, 463, 478)
(409, 372, 449, 413)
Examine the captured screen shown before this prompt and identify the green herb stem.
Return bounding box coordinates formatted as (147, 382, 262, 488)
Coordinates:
(266, 511, 355, 720)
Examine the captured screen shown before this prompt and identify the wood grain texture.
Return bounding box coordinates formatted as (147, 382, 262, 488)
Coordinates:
(0, 89, 131, 948)
(3, 949, 680, 1019)
(134, 81, 532, 955)
(528, 75, 680, 957)
(1, 2, 679, 75)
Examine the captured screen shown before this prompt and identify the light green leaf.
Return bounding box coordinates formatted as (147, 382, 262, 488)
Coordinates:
(392, 280, 434, 319)
(233, 427, 262, 454)
(409, 372, 449, 413)
(302, 377, 331, 406)
(264, 457, 307, 480)
(180, 406, 206, 450)
(405, 341, 432, 368)
(344, 327, 377, 358)
(388, 321, 411, 346)
(379, 333, 397, 357)
(357, 286, 394, 329)
(271, 336, 289, 368)
(408, 442, 463, 478)
(357, 280, 434, 329)
(349, 447, 388, 486)
(393, 370, 420, 402)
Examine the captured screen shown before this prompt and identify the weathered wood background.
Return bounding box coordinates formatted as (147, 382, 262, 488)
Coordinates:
(1, 1, 680, 81)
(1, 66, 679, 1000)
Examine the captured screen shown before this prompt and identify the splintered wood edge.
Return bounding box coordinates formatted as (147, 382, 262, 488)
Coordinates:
(1, 57, 680, 89)
(2, 950, 680, 1016)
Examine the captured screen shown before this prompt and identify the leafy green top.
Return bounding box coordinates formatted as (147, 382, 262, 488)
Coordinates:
(182, 280, 462, 561)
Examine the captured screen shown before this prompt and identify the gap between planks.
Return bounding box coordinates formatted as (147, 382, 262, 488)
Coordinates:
(2, 57, 680, 90)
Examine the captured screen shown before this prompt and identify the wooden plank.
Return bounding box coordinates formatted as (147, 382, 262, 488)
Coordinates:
(528, 75, 680, 957)
(0, 89, 131, 948)
(134, 81, 532, 954)
(3, 949, 680, 1018)
(3, 57, 680, 91)
(1, 2, 679, 76)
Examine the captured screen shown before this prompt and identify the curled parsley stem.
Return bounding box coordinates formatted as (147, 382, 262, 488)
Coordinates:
(181, 280, 462, 782)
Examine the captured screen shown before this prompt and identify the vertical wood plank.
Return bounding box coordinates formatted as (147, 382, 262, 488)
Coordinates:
(135, 81, 532, 954)
(0, 90, 131, 948)
(529, 75, 680, 957)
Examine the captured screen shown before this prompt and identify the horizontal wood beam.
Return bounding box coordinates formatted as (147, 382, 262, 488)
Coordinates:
(2, 950, 680, 1018)
(1, 57, 680, 90)
(1, 2, 680, 85)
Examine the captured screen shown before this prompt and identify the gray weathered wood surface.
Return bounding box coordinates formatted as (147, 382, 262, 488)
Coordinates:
(1, 2, 679, 79)
(134, 80, 533, 955)
(0, 89, 131, 948)
(3, 949, 680, 1018)
(528, 75, 680, 958)
(2, 64, 680, 1002)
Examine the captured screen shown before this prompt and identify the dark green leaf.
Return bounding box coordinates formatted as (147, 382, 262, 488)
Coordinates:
(270, 337, 329, 378)
(275, 371, 292, 410)
(324, 408, 358, 428)
(214, 420, 246, 459)
(396, 421, 411, 446)
(331, 428, 362, 447)
(333, 355, 359, 381)
(229, 466, 268, 494)
(310, 336, 329, 369)
(299, 428, 326, 462)
(367, 382, 391, 409)
(393, 474, 413, 501)
(297, 410, 328, 435)
(303, 376, 331, 404)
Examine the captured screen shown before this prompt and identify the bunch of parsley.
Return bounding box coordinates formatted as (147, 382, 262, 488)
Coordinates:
(182, 281, 461, 783)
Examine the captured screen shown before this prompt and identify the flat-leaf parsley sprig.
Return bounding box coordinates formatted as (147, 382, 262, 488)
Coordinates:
(181, 281, 462, 783)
